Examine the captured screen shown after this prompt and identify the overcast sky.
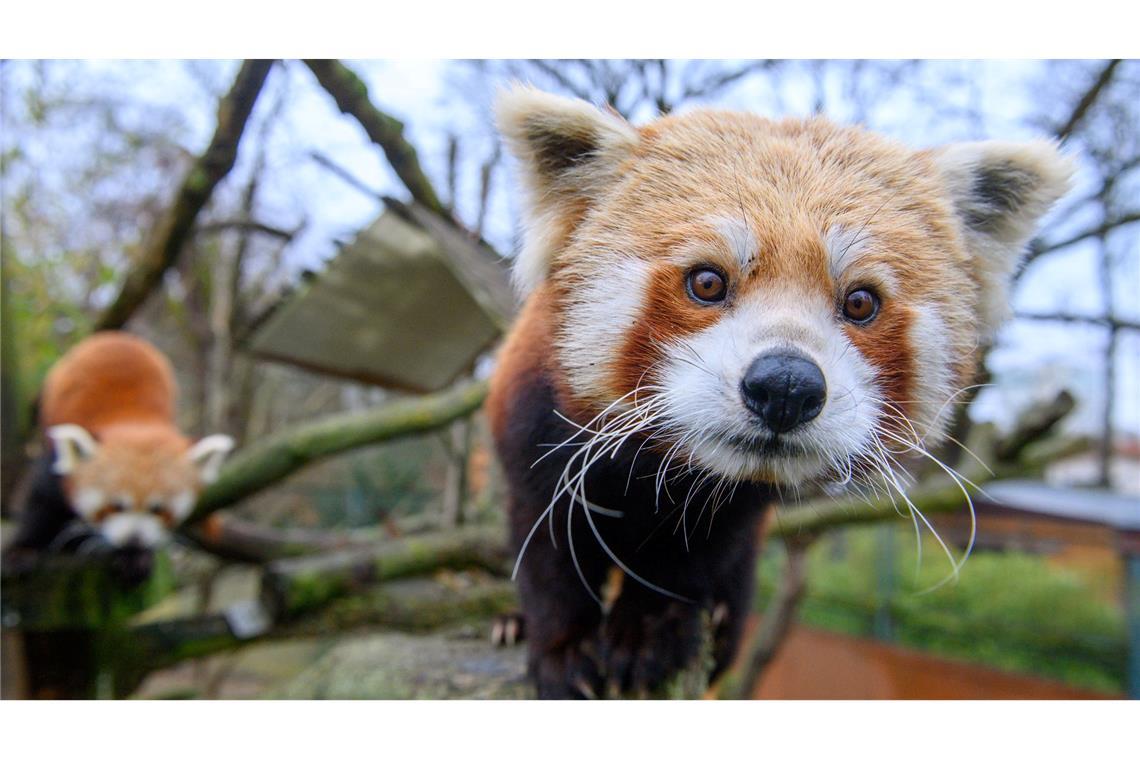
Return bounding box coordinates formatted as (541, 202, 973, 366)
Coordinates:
(2, 59, 1136, 441)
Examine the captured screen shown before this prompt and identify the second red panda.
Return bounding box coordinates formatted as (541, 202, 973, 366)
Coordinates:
(8, 331, 234, 581)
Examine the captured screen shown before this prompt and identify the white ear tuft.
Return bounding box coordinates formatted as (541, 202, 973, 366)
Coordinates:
(933, 139, 1075, 334)
(496, 85, 640, 295)
(187, 434, 235, 484)
(47, 424, 99, 475)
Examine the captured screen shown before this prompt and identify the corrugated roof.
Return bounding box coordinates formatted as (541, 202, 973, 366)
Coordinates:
(247, 206, 514, 393)
(979, 479, 1140, 533)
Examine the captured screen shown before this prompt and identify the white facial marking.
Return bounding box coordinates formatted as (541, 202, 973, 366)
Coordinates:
(713, 216, 759, 273)
(655, 286, 880, 485)
(908, 306, 956, 440)
(169, 490, 195, 522)
(825, 225, 872, 279)
(559, 254, 651, 400)
(73, 488, 105, 520)
(826, 225, 899, 292)
(100, 513, 168, 548)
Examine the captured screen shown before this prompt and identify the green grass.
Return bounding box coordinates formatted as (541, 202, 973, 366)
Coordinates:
(755, 524, 1128, 694)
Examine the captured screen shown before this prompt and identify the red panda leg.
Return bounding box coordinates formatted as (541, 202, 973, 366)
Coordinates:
(5, 452, 77, 554)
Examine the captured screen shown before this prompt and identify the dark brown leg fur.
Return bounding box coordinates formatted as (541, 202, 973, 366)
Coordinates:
(492, 368, 772, 698)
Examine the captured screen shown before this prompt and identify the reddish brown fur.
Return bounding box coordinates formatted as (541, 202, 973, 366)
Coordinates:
(42, 331, 179, 433)
(490, 89, 1073, 697)
(844, 304, 915, 422)
(40, 331, 196, 503)
(543, 113, 979, 421)
(613, 264, 722, 397)
(487, 285, 597, 438)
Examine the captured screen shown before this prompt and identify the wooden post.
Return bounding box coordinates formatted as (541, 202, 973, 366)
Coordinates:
(440, 418, 471, 528)
(0, 553, 175, 698)
(873, 523, 896, 642)
(1125, 537, 1140, 700)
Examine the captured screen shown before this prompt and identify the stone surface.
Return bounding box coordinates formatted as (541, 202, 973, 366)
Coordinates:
(268, 627, 530, 699)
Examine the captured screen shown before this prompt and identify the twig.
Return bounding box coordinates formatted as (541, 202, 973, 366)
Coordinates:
(1055, 59, 1121, 141)
(309, 150, 384, 201)
(1015, 311, 1140, 331)
(195, 219, 296, 242)
(1023, 210, 1140, 267)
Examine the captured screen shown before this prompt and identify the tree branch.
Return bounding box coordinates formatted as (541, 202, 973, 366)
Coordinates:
(1015, 311, 1140, 331)
(1023, 210, 1140, 268)
(195, 219, 296, 242)
(1055, 59, 1121, 141)
(186, 379, 489, 524)
(93, 59, 274, 331)
(680, 60, 774, 102)
(261, 525, 509, 619)
(302, 60, 447, 217)
(309, 149, 384, 200)
(182, 513, 414, 564)
(719, 535, 813, 699)
(109, 574, 518, 697)
(526, 60, 596, 103)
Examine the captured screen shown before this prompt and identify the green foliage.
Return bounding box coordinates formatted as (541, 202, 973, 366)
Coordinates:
(1, 551, 175, 631)
(756, 524, 1128, 694)
(296, 435, 443, 529)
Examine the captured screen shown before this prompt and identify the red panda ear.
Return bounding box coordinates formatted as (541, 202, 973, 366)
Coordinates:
(932, 140, 1075, 334)
(496, 85, 639, 294)
(47, 424, 99, 475)
(188, 434, 235, 484)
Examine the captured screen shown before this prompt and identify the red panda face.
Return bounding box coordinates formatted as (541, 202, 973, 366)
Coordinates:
(48, 424, 233, 548)
(498, 88, 1072, 486)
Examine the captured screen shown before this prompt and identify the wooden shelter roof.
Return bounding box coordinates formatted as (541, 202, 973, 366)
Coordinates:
(247, 202, 515, 393)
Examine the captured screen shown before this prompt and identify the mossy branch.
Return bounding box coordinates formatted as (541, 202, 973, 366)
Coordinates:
(94, 59, 274, 331)
(186, 379, 488, 524)
(303, 59, 447, 217)
(261, 525, 509, 619)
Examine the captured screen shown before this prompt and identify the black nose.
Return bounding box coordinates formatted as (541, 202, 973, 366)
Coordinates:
(741, 352, 827, 433)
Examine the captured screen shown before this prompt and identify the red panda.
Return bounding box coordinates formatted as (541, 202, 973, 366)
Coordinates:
(486, 87, 1073, 698)
(7, 331, 233, 583)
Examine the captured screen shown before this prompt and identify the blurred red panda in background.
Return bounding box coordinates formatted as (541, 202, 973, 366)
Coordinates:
(6, 331, 234, 584)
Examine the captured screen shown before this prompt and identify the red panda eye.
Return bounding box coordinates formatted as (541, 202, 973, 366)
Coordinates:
(686, 268, 727, 304)
(843, 288, 879, 324)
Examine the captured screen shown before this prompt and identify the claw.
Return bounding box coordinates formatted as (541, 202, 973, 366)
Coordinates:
(491, 613, 526, 647)
(573, 676, 599, 700)
(711, 602, 729, 629)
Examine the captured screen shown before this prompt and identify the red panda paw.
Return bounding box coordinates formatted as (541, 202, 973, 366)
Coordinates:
(531, 639, 605, 699)
(108, 546, 155, 588)
(597, 600, 706, 699)
(490, 612, 526, 647)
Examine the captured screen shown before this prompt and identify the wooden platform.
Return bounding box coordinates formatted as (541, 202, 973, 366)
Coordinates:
(754, 625, 1120, 700)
